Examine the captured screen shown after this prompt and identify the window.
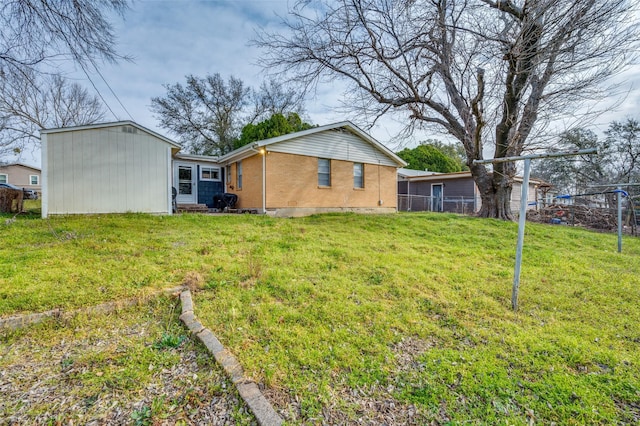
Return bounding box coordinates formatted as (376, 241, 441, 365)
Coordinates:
(30, 175, 39, 185)
(0, 174, 6, 184)
(353, 163, 364, 188)
(236, 161, 243, 189)
(200, 166, 220, 181)
(318, 158, 331, 187)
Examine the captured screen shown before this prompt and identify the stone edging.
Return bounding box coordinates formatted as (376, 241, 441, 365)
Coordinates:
(178, 289, 284, 426)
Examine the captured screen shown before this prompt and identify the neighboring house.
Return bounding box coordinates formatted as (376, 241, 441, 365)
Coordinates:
(0, 163, 41, 194)
(218, 122, 407, 217)
(398, 169, 543, 214)
(41, 122, 181, 217)
(40, 120, 406, 217)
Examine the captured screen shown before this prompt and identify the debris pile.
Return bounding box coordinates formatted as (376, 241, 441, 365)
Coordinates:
(527, 204, 619, 231)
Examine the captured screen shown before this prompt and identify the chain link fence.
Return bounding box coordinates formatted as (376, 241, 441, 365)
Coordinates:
(398, 194, 477, 214)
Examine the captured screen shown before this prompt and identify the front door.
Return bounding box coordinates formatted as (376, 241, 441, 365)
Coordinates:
(431, 184, 443, 212)
(175, 163, 197, 204)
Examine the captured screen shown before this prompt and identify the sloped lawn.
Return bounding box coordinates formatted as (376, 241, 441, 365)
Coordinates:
(1, 211, 639, 424)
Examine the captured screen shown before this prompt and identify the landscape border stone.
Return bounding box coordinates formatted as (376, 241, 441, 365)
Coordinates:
(178, 289, 284, 426)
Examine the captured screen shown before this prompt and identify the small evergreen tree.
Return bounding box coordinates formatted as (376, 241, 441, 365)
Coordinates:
(235, 113, 314, 149)
(397, 142, 463, 173)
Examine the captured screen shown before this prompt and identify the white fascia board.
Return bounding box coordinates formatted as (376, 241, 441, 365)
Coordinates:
(174, 153, 221, 163)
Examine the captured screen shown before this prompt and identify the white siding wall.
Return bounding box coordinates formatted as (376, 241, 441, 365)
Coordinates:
(511, 182, 538, 211)
(266, 129, 398, 167)
(45, 126, 172, 215)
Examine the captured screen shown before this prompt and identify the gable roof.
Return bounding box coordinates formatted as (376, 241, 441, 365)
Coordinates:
(0, 162, 41, 172)
(218, 121, 407, 167)
(40, 121, 182, 151)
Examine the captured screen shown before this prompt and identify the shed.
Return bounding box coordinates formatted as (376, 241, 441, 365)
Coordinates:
(40, 121, 181, 217)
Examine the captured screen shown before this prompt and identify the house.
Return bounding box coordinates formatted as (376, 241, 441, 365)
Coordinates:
(398, 169, 543, 214)
(40, 121, 406, 217)
(0, 163, 41, 194)
(217, 122, 407, 217)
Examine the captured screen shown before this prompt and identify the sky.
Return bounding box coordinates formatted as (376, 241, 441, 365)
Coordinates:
(15, 0, 640, 168)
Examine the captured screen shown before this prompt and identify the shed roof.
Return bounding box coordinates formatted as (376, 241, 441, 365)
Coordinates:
(40, 121, 182, 151)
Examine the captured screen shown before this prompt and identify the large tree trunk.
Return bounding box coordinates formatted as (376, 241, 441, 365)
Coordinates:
(471, 164, 515, 221)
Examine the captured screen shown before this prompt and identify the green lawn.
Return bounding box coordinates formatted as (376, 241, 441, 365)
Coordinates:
(1, 210, 639, 424)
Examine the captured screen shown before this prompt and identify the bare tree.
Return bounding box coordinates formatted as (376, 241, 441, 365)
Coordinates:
(0, 0, 128, 76)
(0, 70, 106, 157)
(0, 0, 128, 160)
(151, 74, 251, 156)
(250, 79, 306, 123)
(605, 119, 640, 184)
(532, 119, 640, 202)
(531, 128, 605, 195)
(256, 0, 640, 219)
(151, 75, 306, 156)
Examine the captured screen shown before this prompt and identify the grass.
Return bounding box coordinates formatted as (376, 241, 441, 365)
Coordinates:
(2, 208, 640, 424)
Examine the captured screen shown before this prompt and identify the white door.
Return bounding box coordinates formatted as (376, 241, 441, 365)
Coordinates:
(175, 163, 197, 204)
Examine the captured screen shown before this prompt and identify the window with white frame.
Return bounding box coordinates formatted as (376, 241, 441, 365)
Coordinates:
(237, 161, 243, 189)
(30, 175, 39, 185)
(353, 163, 364, 188)
(318, 158, 331, 187)
(0, 174, 6, 184)
(200, 166, 220, 181)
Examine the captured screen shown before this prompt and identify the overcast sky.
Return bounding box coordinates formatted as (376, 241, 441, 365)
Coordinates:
(17, 0, 640, 167)
(71, 0, 414, 145)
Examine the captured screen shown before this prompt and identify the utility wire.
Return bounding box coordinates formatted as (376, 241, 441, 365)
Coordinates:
(86, 60, 135, 121)
(50, 8, 135, 122)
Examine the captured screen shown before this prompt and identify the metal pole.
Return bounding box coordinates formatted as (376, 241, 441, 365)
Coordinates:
(473, 148, 596, 312)
(512, 158, 531, 312)
(617, 186, 622, 253)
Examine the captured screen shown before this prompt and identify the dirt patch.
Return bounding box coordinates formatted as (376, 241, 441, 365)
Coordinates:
(0, 304, 254, 425)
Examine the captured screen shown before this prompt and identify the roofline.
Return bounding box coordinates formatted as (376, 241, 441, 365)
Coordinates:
(218, 121, 407, 166)
(403, 171, 472, 181)
(404, 170, 545, 185)
(174, 153, 221, 163)
(40, 121, 182, 149)
(0, 162, 41, 171)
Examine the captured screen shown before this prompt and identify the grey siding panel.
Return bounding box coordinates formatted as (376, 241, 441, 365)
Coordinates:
(266, 129, 398, 167)
(442, 178, 475, 198)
